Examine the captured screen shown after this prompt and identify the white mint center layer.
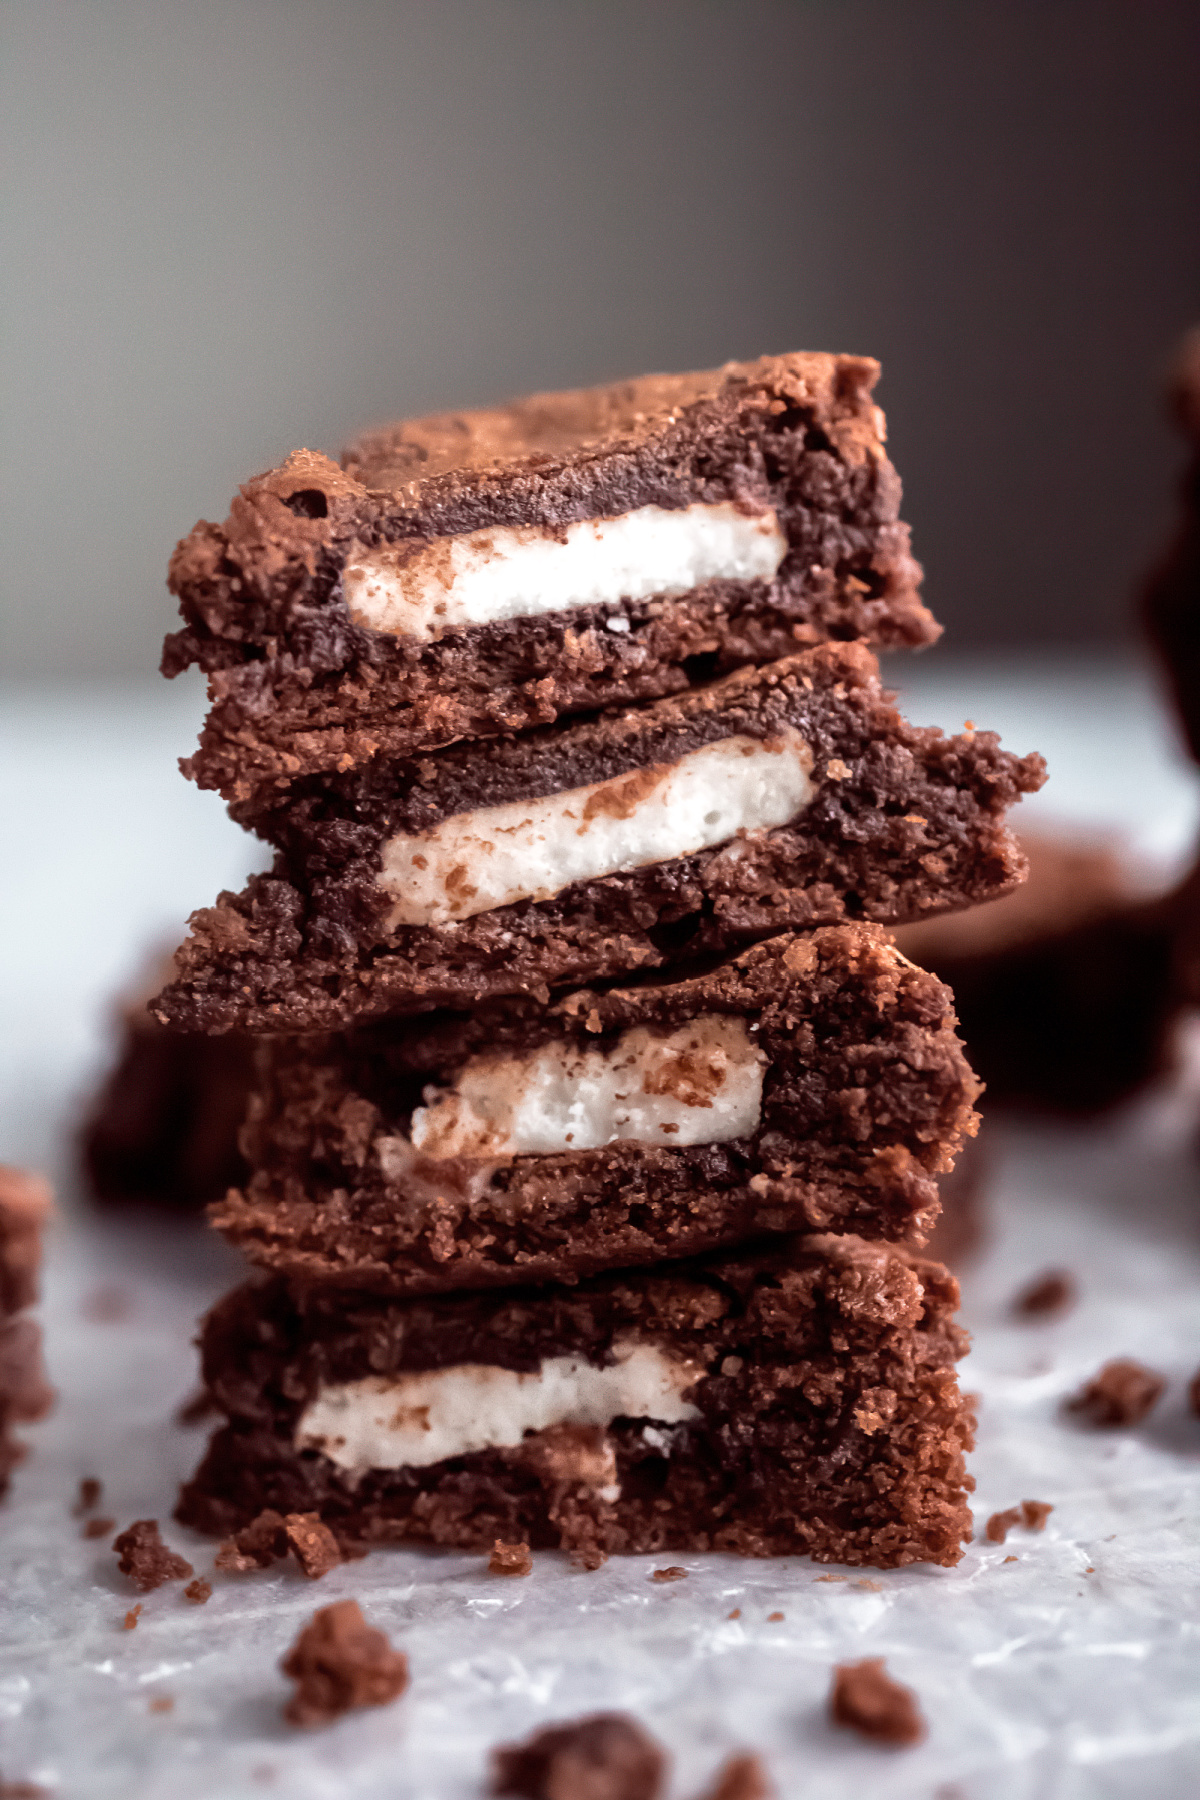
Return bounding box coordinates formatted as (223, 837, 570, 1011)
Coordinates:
(379, 729, 815, 928)
(408, 1014, 765, 1158)
(343, 501, 786, 641)
(294, 1339, 704, 1472)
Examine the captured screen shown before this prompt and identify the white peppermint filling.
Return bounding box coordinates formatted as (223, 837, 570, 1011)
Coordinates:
(379, 728, 815, 928)
(409, 1014, 765, 1158)
(343, 500, 786, 641)
(294, 1339, 703, 1473)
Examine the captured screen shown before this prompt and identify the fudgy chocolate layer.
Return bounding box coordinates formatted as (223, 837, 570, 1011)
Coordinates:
(213, 929, 980, 1292)
(177, 1235, 975, 1568)
(163, 354, 935, 810)
(155, 643, 1045, 1034)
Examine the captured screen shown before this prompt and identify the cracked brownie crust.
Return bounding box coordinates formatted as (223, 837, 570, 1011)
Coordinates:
(154, 642, 1045, 1034)
(163, 354, 935, 810)
(176, 1235, 976, 1568)
(212, 929, 980, 1293)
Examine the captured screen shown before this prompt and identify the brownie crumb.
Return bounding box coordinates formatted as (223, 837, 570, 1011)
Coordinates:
(284, 1513, 343, 1580)
(830, 1658, 925, 1747)
(701, 1752, 774, 1800)
(491, 1713, 666, 1799)
(184, 1578, 212, 1605)
(569, 1546, 608, 1572)
(216, 1508, 343, 1578)
(1003, 1555, 1018, 1564)
(148, 1695, 174, 1714)
(82, 1516, 115, 1540)
(650, 1566, 687, 1584)
(281, 1599, 409, 1728)
(986, 1500, 1052, 1544)
(727, 1608, 741, 1620)
(489, 1540, 533, 1577)
(123, 1605, 142, 1630)
(1013, 1270, 1076, 1319)
(113, 1520, 194, 1592)
(1067, 1359, 1165, 1426)
(73, 1476, 102, 1516)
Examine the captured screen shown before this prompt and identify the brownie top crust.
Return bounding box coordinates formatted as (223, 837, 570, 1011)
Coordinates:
(340, 353, 885, 495)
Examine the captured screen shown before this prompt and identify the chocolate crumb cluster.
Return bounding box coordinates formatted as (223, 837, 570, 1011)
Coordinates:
(1067, 1359, 1165, 1426)
(830, 1658, 925, 1747)
(280, 1599, 409, 1728)
(112, 1519, 194, 1592)
(985, 1500, 1054, 1544)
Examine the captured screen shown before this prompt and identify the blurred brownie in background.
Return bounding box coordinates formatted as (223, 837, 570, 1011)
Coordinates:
(894, 835, 1178, 1116)
(0, 1166, 55, 1495)
(81, 950, 253, 1213)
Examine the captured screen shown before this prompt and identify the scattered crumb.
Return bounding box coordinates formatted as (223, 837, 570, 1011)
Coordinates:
(569, 1546, 608, 1572)
(855, 1579, 882, 1592)
(216, 1508, 343, 1578)
(148, 1695, 174, 1714)
(184, 1578, 212, 1605)
(651, 1567, 687, 1584)
(700, 1751, 775, 1800)
(1003, 1555, 1018, 1564)
(82, 1516, 115, 1539)
(491, 1712, 665, 1799)
(175, 1389, 217, 1427)
(986, 1500, 1053, 1544)
(1067, 1359, 1165, 1426)
(767, 1611, 784, 1621)
(73, 1476, 102, 1516)
(489, 1540, 533, 1578)
(814, 1574, 846, 1584)
(830, 1658, 925, 1747)
(726, 1608, 741, 1620)
(1013, 1269, 1076, 1319)
(123, 1605, 142, 1630)
(1085, 1566, 1095, 1573)
(82, 1283, 132, 1323)
(284, 1513, 343, 1580)
(281, 1599, 409, 1728)
(113, 1519, 194, 1592)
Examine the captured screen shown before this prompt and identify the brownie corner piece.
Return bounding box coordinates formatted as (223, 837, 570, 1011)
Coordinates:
(176, 1233, 974, 1570)
(164, 353, 937, 807)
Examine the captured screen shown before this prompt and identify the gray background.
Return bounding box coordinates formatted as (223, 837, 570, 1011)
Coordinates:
(3, 0, 1198, 678)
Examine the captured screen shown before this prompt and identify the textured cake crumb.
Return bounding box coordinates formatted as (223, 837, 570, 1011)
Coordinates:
(1067, 1359, 1164, 1426)
(73, 1476, 102, 1516)
(1013, 1270, 1076, 1319)
(216, 1507, 342, 1577)
(284, 1513, 343, 1579)
(830, 1658, 925, 1746)
(767, 1610, 784, 1621)
(651, 1567, 687, 1584)
(488, 1540, 533, 1577)
(491, 1712, 666, 1799)
(184, 1578, 212, 1604)
(281, 1599, 409, 1728)
(113, 1520, 194, 1592)
(701, 1752, 775, 1800)
(82, 1516, 115, 1539)
(123, 1605, 142, 1630)
(986, 1500, 1053, 1544)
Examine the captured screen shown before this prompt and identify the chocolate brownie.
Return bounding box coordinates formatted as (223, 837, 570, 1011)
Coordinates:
(1143, 326, 1200, 764)
(176, 1235, 975, 1569)
(81, 953, 253, 1212)
(212, 929, 980, 1294)
(163, 354, 936, 812)
(893, 834, 1176, 1114)
(155, 642, 1044, 1034)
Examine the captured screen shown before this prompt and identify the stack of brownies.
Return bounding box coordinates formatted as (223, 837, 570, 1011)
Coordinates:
(154, 354, 1044, 1568)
